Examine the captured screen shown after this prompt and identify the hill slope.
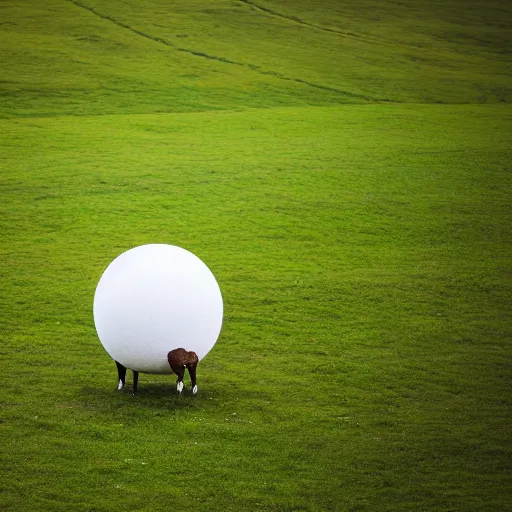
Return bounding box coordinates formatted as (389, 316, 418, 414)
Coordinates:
(1, 0, 511, 117)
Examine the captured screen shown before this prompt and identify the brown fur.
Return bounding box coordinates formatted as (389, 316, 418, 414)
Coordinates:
(167, 348, 199, 391)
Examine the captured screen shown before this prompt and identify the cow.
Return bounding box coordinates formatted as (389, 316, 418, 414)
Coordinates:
(115, 348, 199, 395)
(167, 348, 199, 395)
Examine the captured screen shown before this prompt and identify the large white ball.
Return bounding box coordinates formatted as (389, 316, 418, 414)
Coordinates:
(93, 244, 223, 374)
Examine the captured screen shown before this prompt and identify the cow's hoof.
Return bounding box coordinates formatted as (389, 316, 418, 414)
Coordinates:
(192, 385, 198, 395)
(177, 381, 184, 393)
(117, 380, 124, 391)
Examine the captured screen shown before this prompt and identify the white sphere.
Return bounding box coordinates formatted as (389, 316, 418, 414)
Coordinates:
(93, 244, 223, 374)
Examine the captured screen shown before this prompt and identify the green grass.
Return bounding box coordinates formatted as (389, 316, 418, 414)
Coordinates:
(1, 0, 511, 118)
(1, 1, 511, 511)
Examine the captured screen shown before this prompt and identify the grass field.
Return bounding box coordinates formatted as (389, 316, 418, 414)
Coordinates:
(1, 1, 511, 511)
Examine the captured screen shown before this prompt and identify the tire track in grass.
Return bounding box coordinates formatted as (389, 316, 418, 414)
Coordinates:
(68, 0, 373, 101)
(239, 0, 360, 39)
(69, 0, 172, 46)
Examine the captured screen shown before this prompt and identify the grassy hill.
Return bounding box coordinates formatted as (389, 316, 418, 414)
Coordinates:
(1, 0, 511, 117)
(1, 1, 511, 511)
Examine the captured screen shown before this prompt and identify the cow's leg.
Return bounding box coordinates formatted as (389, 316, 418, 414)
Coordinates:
(116, 361, 127, 391)
(132, 370, 139, 395)
(187, 362, 198, 395)
(171, 365, 185, 393)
